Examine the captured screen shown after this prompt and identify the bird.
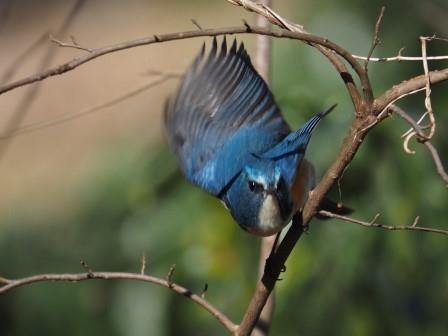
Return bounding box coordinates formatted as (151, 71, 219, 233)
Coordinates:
(165, 37, 350, 236)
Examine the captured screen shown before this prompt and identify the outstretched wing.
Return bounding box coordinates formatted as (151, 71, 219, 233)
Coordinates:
(165, 37, 289, 195)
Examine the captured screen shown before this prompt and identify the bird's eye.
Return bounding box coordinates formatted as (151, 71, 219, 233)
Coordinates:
(248, 180, 263, 193)
(248, 180, 256, 192)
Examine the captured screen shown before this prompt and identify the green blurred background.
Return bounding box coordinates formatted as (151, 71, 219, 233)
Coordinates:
(0, 0, 447, 335)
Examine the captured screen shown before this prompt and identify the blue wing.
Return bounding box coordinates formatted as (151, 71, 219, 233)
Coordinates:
(165, 38, 290, 195)
(262, 104, 336, 187)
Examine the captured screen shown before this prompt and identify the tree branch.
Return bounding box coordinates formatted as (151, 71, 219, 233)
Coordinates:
(0, 0, 87, 161)
(0, 26, 365, 99)
(389, 105, 448, 186)
(0, 73, 178, 140)
(0, 270, 237, 333)
(373, 69, 448, 114)
(364, 6, 385, 70)
(319, 210, 448, 236)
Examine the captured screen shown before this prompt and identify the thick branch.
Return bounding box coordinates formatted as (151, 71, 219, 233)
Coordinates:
(373, 69, 448, 114)
(0, 271, 237, 333)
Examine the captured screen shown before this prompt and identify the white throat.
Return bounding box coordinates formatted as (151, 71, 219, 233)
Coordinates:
(256, 194, 285, 236)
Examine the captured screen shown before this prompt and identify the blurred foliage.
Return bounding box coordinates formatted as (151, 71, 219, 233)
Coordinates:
(1, 1, 448, 336)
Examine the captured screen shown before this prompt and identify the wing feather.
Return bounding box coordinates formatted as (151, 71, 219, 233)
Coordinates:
(165, 37, 289, 195)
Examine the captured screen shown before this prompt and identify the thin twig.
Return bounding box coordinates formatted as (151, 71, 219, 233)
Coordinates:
(419, 36, 436, 139)
(389, 105, 448, 186)
(364, 6, 386, 70)
(166, 264, 176, 288)
(1, 31, 50, 84)
(0, 74, 176, 140)
(140, 254, 147, 275)
(0, 0, 87, 161)
(354, 54, 448, 62)
(319, 210, 448, 236)
(191, 19, 203, 30)
(50, 34, 93, 52)
(201, 283, 208, 299)
(0, 271, 237, 333)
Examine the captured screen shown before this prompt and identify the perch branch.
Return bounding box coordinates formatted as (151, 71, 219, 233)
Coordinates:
(0, 270, 237, 333)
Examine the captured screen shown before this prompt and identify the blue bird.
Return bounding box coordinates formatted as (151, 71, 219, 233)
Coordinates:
(165, 38, 348, 236)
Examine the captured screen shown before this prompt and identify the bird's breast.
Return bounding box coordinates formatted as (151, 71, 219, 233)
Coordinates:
(291, 159, 316, 212)
(256, 194, 285, 236)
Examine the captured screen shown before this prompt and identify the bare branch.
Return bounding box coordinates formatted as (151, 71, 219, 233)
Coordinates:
(0, 74, 176, 140)
(319, 210, 448, 236)
(0, 26, 365, 102)
(0, 0, 87, 161)
(0, 271, 237, 333)
(373, 69, 448, 114)
(419, 36, 436, 139)
(353, 54, 448, 62)
(50, 34, 93, 52)
(364, 6, 386, 70)
(389, 105, 448, 186)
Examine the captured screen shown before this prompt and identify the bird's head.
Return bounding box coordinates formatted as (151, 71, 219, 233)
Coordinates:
(223, 158, 293, 236)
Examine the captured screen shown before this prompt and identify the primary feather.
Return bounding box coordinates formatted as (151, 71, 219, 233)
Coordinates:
(165, 37, 290, 196)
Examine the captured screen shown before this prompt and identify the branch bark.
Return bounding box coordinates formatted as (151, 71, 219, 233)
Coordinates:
(0, 271, 237, 333)
(0, 26, 364, 103)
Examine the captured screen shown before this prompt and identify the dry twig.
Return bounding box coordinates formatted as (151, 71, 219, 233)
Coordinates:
(0, 26, 365, 98)
(0, 73, 176, 140)
(319, 210, 448, 236)
(364, 6, 386, 70)
(0, 0, 86, 161)
(389, 105, 448, 186)
(0, 271, 237, 333)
